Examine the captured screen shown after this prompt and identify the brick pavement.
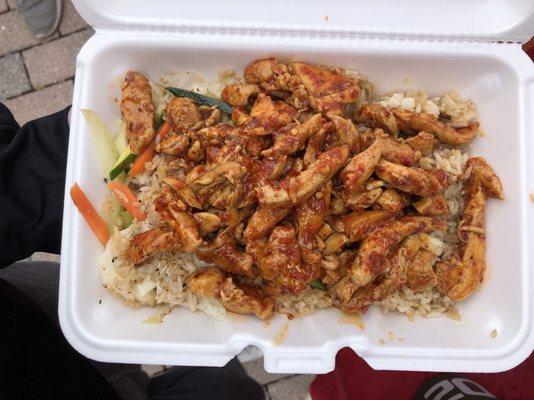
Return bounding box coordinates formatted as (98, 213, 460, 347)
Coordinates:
(0, 2, 314, 398)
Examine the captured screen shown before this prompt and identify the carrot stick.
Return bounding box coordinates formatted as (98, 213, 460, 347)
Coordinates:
(70, 183, 110, 246)
(129, 122, 172, 177)
(107, 181, 147, 221)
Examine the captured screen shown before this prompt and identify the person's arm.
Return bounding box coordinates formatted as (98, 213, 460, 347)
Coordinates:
(0, 103, 70, 267)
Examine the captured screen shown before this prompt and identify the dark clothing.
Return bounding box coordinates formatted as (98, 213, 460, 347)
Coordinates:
(0, 104, 264, 400)
(0, 103, 68, 267)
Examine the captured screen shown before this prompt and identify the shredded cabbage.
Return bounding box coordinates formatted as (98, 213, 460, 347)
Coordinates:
(82, 109, 119, 175)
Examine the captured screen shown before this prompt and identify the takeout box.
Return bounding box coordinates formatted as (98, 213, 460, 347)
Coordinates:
(59, 0, 534, 373)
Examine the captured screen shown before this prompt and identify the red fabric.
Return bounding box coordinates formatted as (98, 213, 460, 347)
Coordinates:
(310, 348, 534, 400)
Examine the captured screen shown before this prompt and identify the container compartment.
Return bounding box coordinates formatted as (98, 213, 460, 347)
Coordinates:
(60, 33, 534, 373)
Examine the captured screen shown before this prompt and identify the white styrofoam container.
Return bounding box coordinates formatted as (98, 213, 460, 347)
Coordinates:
(60, 0, 534, 373)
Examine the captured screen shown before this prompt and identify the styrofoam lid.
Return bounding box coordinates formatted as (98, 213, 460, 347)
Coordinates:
(73, 0, 534, 42)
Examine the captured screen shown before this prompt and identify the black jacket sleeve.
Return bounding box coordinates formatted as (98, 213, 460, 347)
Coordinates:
(0, 103, 70, 267)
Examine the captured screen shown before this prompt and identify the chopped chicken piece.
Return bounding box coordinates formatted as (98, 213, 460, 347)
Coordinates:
(392, 108, 479, 145)
(323, 232, 349, 255)
(405, 131, 437, 155)
(196, 232, 255, 278)
(375, 160, 448, 196)
(236, 94, 297, 136)
(328, 116, 359, 152)
(258, 145, 349, 207)
(342, 236, 420, 310)
(163, 177, 202, 209)
(376, 189, 408, 213)
(349, 216, 446, 291)
(413, 194, 449, 215)
(187, 268, 274, 320)
(168, 211, 203, 252)
(406, 249, 438, 291)
(257, 226, 318, 295)
(193, 212, 222, 236)
(156, 134, 189, 155)
(127, 227, 177, 265)
(244, 58, 290, 93)
(296, 184, 332, 264)
(120, 71, 155, 154)
(345, 188, 383, 210)
(356, 104, 398, 135)
(166, 97, 201, 133)
(436, 157, 503, 301)
(262, 114, 325, 157)
(186, 267, 226, 298)
(340, 137, 383, 205)
(221, 83, 260, 107)
(380, 134, 417, 166)
(289, 62, 360, 115)
(243, 205, 292, 241)
(154, 186, 187, 224)
(219, 277, 274, 320)
(188, 161, 246, 194)
(333, 209, 396, 242)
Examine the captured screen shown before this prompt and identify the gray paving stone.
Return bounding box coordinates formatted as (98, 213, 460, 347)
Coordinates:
(0, 11, 58, 56)
(4, 79, 73, 125)
(23, 29, 92, 88)
(267, 375, 315, 400)
(59, 0, 88, 35)
(243, 358, 294, 385)
(0, 52, 30, 99)
(0, 0, 8, 14)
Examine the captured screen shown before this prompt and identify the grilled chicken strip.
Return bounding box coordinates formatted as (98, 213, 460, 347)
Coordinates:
(196, 232, 255, 278)
(333, 209, 396, 243)
(349, 216, 446, 292)
(413, 194, 449, 215)
(296, 184, 332, 264)
(262, 114, 325, 157)
(436, 157, 503, 301)
(341, 235, 421, 311)
(187, 268, 274, 320)
(340, 136, 383, 205)
(392, 108, 479, 145)
(256, 225, 318, 296)
(156, 134, 189, 155)
(375, 160, 448, 196)
(404, 131, 437, 155)
(120, 71, 155, 154)
(356, 103, 398, 135)
(235, 93, 297, 136)
(257, 145, 349, 207)
(221, 83, 260, 107)
(380, 134, 417, 166)
(376, 189, 408, 213)
(127, 227, 177, 265)
(289, 62, 360, 115)
(166, 97, 201, 133)
(406, 248, 438, 292)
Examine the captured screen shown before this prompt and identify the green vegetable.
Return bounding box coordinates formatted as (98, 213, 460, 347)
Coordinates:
(104, 193, 123, 230)
(120, 210, 134, 228)
(310, 279, 327, 290)
(109, 146, 136, 180)
(154, 112, 165, 130)
(82, 109, 119, 175)
(166, 87, 233, 114)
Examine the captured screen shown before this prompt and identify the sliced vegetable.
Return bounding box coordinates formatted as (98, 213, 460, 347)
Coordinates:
(166, 87, 233, 114)
(107, 181, 147, 221)
(82, 109, 119, 175)
(129, 121, 171, 177)
(114, 120, 129, 154)
(109, 146, 136, 180)
(154, 113, 165, 131)
(70, 183, 110, 246)
(104, 192, 124, 230)
(120, 210, 134, 228)
(310, 279, 327, 290)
